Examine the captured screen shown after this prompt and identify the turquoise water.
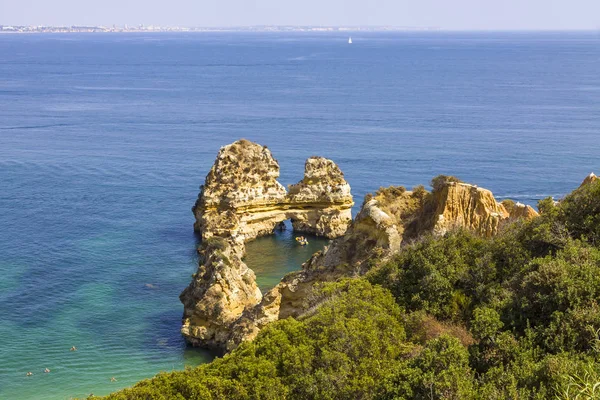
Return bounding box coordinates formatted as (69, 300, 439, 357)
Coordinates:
(1, 31, 599, 399)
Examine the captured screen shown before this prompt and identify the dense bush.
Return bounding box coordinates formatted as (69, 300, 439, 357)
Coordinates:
(368, 230, 489, 322)
(558, 180, 600, 245)
(102, 180, 600, 399)
(102, 280, 408, 400)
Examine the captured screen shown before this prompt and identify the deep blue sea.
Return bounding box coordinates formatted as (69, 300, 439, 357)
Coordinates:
(0, 31, 599, 399)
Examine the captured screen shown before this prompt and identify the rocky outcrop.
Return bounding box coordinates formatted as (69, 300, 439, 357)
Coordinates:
(192, 141, 353, 246)
(183, 145, 540, 351)
(192, 140, 287, 244)
(287, 157, 353, 237)
(181, 140, 353, 349)
(505, 202, 539, 222)
(431, 182, 509, 237)
(180, 237, 261, 348)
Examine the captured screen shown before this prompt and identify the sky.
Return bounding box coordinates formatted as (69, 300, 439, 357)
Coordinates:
(1, 0, 599, 30)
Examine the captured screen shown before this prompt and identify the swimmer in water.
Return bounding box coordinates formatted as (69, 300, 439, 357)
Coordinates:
(70, 346, 77, 351)
(26, 372, 33, 377)
(44, 368, 50, 373)
(111, 377, 117, 382)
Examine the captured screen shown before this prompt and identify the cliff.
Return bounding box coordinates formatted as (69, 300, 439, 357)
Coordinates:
(431, 182, 509, 237)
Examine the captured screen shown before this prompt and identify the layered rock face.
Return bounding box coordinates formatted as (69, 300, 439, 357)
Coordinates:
(431, 182, 509, 237)
(181, 140, 353, 349)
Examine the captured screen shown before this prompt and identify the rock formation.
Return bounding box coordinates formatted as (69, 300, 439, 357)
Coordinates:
(182, 143, 540, 352)
(287, 157, 353, 237)
(192, 140, 353, 247)
(505, 201, 539, 222)
(223, 193, 414, 350)
(181, 140, 353, 349)
(431, 182, 509, 237)
(180, 237, 261, 348)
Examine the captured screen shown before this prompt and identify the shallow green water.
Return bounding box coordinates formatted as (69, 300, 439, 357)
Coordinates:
(0, 225, 326, 399)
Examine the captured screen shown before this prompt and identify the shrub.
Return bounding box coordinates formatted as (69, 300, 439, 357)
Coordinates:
(369, 229, 488, 322)
(103, 280, 408, 400)
(558, 180, 600, 245)
(379, 335, 475, 400)
(430, 175, 463, 192)
(501, 199, 516, 214)
(205, 236, 227, 251)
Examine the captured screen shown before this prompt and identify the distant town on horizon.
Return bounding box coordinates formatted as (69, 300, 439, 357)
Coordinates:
(0, 24, 442, 33)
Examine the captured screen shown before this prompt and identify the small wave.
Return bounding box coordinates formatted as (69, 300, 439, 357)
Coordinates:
(0, 123, 72, 131)
(44, 104, 110, 112)
(497, 193, 562, 200)
(288, 53, 320, 61)
(73, 86, 178, 92)
(577, 86, 600, 91)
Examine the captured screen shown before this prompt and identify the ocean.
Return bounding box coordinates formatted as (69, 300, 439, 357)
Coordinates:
(0, 31, 598, 399)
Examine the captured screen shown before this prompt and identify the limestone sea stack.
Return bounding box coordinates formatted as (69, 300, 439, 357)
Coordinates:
(181, 139, 353, 349)
(192, 140, 353, 248)
(287, 156, 353, 237)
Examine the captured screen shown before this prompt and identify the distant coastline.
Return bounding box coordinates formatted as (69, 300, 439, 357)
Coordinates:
(0, 25, 441, 34)
(1, 25, 595, 34)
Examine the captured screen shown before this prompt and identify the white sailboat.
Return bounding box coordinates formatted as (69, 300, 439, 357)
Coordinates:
(348, 37, 352, 44)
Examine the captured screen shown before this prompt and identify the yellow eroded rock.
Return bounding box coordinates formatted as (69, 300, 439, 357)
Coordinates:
(431, 182, 509, 237)
(181, 140, 353, 349)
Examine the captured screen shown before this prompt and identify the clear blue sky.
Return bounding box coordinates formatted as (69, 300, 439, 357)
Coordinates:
(1, 0, 598, 30)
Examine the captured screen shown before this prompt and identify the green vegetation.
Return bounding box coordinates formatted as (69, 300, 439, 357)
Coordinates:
(430, 175, 463, 192)
(204, 236, 227, 251)
(103, 180, 600, 400)
(501, 198, 517, 214)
